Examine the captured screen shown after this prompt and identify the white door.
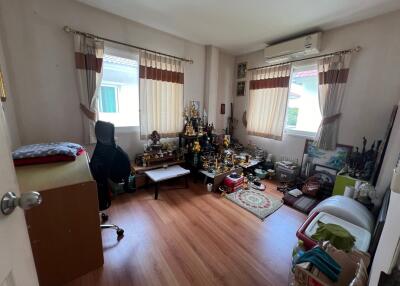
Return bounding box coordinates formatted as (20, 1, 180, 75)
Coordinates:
(0, 105, 38, 285)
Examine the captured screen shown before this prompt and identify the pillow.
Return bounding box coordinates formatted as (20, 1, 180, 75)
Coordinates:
(13, 142, 83, 160)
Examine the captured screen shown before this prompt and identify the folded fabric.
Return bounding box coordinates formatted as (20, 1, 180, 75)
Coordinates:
(296, 247, 342, 282)
(13, 142, 83, 160)
(288, 188, 303, 198)
(311, 221, 356, 252)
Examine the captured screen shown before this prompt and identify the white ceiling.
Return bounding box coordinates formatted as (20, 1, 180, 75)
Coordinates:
(77, 0, 400, 55)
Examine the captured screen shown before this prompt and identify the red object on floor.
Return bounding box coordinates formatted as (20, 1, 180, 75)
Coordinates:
(224, 185, 243, 193)
(296, 211, 320, 250)
(224, 175, 244, 193)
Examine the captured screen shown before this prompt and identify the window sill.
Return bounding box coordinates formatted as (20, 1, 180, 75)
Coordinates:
(115, 126, 139, 133)
(284, 129, 316, 138)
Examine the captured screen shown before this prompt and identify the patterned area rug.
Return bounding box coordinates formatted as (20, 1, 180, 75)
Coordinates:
(225, 189, 283, 220)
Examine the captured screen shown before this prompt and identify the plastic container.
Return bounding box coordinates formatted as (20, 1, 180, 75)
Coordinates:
(304, 212, 371, 252)
(254, 168, 267, 179)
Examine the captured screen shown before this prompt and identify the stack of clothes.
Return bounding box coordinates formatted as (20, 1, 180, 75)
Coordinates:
(275, 160, 300, 183)
(295, 247, 342, 282)
(12, 142, 84, 166)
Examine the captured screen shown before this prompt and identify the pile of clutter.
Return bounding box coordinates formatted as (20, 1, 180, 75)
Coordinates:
(219, 171, 267, 194)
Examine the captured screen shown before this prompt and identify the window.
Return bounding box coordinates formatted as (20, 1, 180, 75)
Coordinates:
(99, 85, 118, 113)
(98, 52, 139, 127)
(285, 64, 321, 135)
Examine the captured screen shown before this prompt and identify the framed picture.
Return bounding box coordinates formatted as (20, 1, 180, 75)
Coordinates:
(237, 81, 245, 96)
(301, 139, 352, 177)
(314, 164, 339, 177)
(312, 164, 339, 190)
(237, 62, 247, 79)
(220, 104, 225, 114)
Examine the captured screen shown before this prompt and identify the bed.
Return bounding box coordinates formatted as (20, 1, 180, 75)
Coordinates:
(15, 152, 104, 286)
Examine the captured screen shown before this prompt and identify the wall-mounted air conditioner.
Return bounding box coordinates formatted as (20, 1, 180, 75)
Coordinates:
(264, 32, 322, 64)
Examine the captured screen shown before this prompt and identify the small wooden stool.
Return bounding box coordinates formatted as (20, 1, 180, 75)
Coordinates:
(145, 165, 190, 199)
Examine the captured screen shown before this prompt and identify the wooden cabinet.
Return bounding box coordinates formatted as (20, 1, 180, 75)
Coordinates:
(24, 181, 104, 286)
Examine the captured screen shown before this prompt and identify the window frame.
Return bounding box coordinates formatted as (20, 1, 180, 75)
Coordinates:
(284, 61, 320, 138)
(98, 83, 120, 113)
(97, 46, 140, 130)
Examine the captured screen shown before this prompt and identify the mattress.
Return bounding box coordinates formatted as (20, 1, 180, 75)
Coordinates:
(310, 195, 375, 233)
(16, 153, 93, 192)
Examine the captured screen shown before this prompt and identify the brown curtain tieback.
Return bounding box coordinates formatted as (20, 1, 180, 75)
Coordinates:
(80, 103, 96, 121)
(322, 113, 341, 125)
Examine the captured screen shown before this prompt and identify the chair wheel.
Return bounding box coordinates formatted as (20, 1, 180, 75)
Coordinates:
(117, 228, 124, 237)
(101, 213, 109, 222)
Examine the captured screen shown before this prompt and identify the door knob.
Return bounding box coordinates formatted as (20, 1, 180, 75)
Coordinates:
(1, 191, 42, 215)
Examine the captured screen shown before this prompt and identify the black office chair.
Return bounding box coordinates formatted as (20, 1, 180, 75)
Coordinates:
(90, 121, 131, 237)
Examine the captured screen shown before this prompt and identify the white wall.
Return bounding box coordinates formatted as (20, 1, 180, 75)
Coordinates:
(204, 46, 220, 127)
(375, 99, 400, 195)
(216, 52, 235, 132)
(204, 46, 235, 133)
(0, 32, 20, 149)
(0, 0, 208, 158)
(234, 10, 400, 164)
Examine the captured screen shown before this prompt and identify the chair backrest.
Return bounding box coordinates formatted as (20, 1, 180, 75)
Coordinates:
(90, 120, 131, 187)
(95, 121, 116, 147)
(91, 121, 118, 211)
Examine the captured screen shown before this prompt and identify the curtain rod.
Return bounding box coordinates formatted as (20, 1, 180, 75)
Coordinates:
(247, 46, 361, 71)
(63, 26, 194, 64)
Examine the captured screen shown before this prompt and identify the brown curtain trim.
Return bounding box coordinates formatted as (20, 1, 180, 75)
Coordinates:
(247, 130, 282, 141)
(321, 113, 341, 125)
(319, 69, 349, 84)
(80, 103, 96, 121)
(249, 76, 290, 90)
(75, 52, 103, 73)
(139, 65, 184, 84)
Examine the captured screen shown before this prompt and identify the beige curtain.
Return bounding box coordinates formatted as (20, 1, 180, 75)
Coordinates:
(139, 51, 184, 139)
(74, 34, 104, 143)
(315, 53, 352, 150)
(247, 64, 291, 140)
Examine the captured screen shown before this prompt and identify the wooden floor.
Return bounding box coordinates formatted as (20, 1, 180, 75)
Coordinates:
(66, 179, 306, 286)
